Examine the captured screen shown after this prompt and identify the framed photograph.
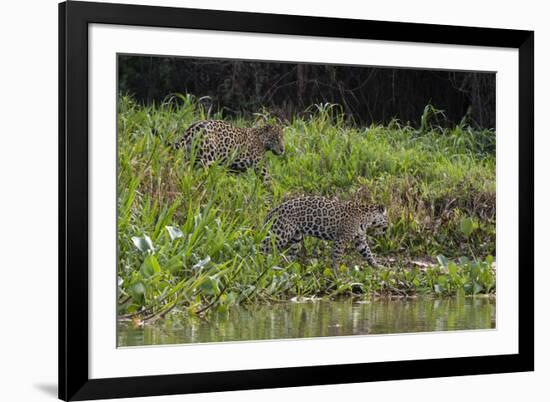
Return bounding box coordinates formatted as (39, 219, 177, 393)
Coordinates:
(59, 1, 534, 400)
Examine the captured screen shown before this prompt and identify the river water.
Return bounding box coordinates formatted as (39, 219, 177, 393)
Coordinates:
(118, 296, 495, 347)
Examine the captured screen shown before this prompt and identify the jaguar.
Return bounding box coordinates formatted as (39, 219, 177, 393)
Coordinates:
(261, 189, 388, 269)
(174, 120, 284, 181)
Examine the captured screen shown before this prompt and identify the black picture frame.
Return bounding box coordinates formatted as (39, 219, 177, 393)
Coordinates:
(59, 1, 534, 400)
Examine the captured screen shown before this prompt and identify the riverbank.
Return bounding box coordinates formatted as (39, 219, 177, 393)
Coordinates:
(117, 95, 496, 320)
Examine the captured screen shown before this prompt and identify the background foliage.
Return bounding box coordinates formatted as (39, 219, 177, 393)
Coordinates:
(119, 55, 496, 129)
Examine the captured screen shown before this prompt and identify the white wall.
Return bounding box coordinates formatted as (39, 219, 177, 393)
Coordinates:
(0, 0, 546, 401)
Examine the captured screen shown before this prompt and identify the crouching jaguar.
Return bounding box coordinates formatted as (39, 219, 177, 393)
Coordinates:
(261, 188, 388, 269)
(174, 120, 285, 181)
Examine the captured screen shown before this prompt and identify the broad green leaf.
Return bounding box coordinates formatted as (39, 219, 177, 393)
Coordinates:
(448, 262, 457, 276)
(131, 282, 145, 295)
(473, 281, 483, 294)
(129, 282, 145, 303)
(199, 276, 220, 295)
(126, 305, 138, 313)
(437, 275, 448, 287)
(140, 254, 161, 277)
(436, 254, 448, 267)
(460, 217, 474, 238)
(132, 235, 154, 253)
(166, 225, 184, 241)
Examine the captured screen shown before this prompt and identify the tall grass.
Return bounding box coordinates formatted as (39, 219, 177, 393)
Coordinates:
(117, 95, 496, 319)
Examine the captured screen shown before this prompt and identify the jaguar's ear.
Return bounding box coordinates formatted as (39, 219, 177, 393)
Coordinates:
(353, 186, 370, 203)
(259, 124, 273, 133)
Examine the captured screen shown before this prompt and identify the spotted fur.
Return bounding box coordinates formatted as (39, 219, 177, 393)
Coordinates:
(262, 191, 388, 269)
(174, 120, 284, 181)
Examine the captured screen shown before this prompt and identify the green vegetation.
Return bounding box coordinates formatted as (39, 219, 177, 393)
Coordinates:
(117, 94, 496, 321)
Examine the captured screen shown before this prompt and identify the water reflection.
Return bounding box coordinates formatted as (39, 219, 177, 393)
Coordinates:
(118, 296, 495, 347)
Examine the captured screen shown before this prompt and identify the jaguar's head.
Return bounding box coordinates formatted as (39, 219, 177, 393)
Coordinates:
(260, 124, 285, 155)
(351, 187, 388, 235)
(364, 204, 388, 235)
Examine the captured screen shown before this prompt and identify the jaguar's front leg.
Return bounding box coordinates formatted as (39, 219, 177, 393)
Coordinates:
(286, 231, 305, 261)
(254, 161, 271, 183)
(330, 239, 346, 271)
(229, 158, 249, 173)
(199, 142, 217, 168)
(354, 233, 381, 268)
